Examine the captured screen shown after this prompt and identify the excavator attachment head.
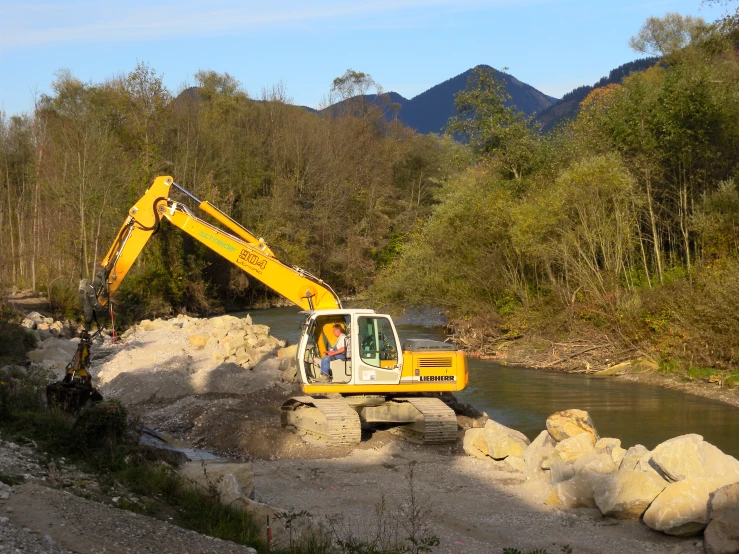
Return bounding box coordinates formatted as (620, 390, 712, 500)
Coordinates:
(46, 329, 103, 412)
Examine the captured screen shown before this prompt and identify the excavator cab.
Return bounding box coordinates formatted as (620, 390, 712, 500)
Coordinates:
(298, 309, 404, 387)
(284, 308, 464, 446)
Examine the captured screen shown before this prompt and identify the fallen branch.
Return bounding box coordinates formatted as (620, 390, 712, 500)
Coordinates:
(539, 343, 611, 369)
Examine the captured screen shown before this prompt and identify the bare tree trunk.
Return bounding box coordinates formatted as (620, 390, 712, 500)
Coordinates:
(637, 222, 652, 289)
(645, 170, 663, 283)
(5, 162, 16, 283)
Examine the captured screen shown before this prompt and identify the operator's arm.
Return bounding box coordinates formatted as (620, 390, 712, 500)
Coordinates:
(327, 335, 347, 356)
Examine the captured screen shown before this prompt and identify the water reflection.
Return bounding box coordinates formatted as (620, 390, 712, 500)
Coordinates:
(241, 307, 739, 458)
(458, 361, 739, 457)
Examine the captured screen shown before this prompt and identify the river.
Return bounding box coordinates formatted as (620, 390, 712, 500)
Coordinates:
(246, 306, 739, 458)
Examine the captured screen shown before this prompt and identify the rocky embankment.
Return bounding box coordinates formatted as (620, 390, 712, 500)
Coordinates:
(463, 409, 739, 553)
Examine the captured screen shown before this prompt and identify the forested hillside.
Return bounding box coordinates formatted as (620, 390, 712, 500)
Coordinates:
(322, 65, 557, 134)
(372, 13, 739, 377)
(0, 69, 462, 320)
(534, 57, 660, 132)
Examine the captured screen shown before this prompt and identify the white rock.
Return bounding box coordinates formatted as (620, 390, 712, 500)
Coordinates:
(644, 477, 731, 537)
(504, 456, 526, 473)
(573, 451, 617, 477)
(523, 430, 557, 477)
(555, 476, 597, 508)
(594, 469, 668, 519)
(551, 432, 596, 464)
(649, 435, 739, 483)
(462, 428, 488, 459)
(704, 482, 739, 554)
(473, 419, 530, 460)
(619, 445, 649, 471)
(550, 458, 575, 485)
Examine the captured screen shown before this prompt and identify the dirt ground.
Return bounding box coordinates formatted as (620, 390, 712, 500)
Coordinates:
(12, 314, 722, 553)
(252, 441, 707, 554)
(126, 382, 704, 554)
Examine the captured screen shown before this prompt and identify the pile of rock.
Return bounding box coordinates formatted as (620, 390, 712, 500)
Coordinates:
(93, 313, 294, 406)
(6, 311, 83, 379)
(20, 311, 77, 340)
(462, 409, 739, 551)
(129, 313, 285, 370)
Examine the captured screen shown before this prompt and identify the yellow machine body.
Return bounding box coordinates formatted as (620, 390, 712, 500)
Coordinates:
(85, 177, 469, 443)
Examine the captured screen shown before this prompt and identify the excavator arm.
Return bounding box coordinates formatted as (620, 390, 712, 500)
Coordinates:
(79, 176, 341, 323)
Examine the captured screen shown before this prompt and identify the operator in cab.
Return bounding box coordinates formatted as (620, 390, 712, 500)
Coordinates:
(319, 324, 347, 381)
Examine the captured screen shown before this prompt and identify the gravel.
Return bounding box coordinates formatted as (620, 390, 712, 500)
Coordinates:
(0, 516, 72, 554)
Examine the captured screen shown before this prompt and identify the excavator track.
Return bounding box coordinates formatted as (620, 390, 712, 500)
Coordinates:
(280, 396, 361, 446)
(394, 397, 458, 444)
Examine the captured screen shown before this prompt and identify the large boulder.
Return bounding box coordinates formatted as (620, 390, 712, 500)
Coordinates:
(504, 456, 526, 473)
(179, 461, 255, 502)
(595, 438, 627, 466)
(619, 445, 649, 471)
(705, 482, 739, 554)
(644, 477, 730, 537)
(648, 434, 705, 481)
(550, 432, 596, 464)
(573, 451, 617, 477)
(463, 428, 489, 460)
(594, 469, 668, 519)
(649, 435, 739, 483)
(473, 419, 530, 460)
(554, 476, 597, 508)
(550, 452, 618, 507)
(277, 344, 298, 362)
(638, 452, 670, 481)
(280, 363, 298, 383)
(550, 458, 575, 485)
(546, 409, 599, 442)
(523, 430, 557, 477)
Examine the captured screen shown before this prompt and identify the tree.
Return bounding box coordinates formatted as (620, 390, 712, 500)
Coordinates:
(446, 67, 536, 181)
(629, 13, 706, 56)
(328, 69, 382, 118)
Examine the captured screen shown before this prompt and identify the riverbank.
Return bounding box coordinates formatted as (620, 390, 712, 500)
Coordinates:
(461, 335, 739, 410)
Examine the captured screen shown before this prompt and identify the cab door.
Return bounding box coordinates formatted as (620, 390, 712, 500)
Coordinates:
(354, 315, 402, 384)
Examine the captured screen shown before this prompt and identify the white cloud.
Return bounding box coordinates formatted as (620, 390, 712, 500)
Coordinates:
(0, 0, 535, 51)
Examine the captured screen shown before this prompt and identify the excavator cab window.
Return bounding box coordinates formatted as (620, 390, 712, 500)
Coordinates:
(305, 315, 352, 383)
(358, 316, 398, 369)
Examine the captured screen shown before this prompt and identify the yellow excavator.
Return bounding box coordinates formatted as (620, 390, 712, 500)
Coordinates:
(62, 176, 468, 445)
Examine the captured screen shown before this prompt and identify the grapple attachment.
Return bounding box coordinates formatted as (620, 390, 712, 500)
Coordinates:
(46, 329, 103, 412)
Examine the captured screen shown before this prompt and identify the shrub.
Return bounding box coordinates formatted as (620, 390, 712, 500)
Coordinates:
(0, 320, 36, 366)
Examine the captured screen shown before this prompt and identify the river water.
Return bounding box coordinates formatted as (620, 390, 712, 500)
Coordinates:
(246, 306, 739, 458)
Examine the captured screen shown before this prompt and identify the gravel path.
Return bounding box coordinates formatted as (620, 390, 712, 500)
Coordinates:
(5, 484, 256, 554)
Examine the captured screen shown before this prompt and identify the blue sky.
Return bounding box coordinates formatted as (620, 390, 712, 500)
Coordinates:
(0, 0, 728, 116)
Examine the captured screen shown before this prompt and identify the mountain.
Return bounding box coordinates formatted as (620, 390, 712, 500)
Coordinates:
(535, 57, 660, 132)
(322, 65, 558, 135)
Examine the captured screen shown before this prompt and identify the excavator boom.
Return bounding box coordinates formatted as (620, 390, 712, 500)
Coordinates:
(80, 176, 341, 321)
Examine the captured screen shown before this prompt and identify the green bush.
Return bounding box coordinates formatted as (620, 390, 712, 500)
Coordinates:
(74, 400, 128, 450)
(0, 320, 36, 366)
